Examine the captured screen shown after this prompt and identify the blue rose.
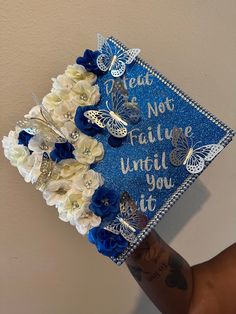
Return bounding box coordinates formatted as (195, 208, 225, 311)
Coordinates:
(76, 49, 103, 75)
(74, 106, 102, 136)
(88, 227, 128, 257)
(50, 141, 75, 162)
(108, 135, 125, 148)
(18, 130, 34, 147)
(90, 187, 119, 222)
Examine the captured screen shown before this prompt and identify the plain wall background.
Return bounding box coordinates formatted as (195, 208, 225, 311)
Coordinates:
(0, 1, 235, 313)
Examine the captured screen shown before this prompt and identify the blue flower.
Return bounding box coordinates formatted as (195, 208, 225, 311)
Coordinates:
(76, 49, 103, 75)
(108, 135, 125, 148)
(90, 187, 119, 222)
(88, 227, 128, 257)
(74, 106, 102, 136)
(50, 141, 75, 162)
(18, 130, 34, 147)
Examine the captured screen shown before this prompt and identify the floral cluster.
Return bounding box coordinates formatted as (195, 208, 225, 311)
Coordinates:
(2, 47, 131, 258)
(2, 61, 106, 236)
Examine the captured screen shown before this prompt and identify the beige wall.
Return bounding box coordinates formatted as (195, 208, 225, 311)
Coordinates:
(0, 1, 235, 313)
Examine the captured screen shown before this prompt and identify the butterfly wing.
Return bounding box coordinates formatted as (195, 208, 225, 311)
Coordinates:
(97, 33, 113, 72)
(35, 152, 53, 190)
(110, 48, 140, 77)
(17, 118, 66, 143)
(185, 154, 205, 174)
(111, 79, 140, 124)
(117, 48, 141, 65)
(97, 33, 112, 55)
(104, 192, 146, 244)
(193, 144, 223, 161)
(110, 61, 126, 78)
(106, 118, 127, 138)
(170, 128, 190, 166)
(112, 77, 128, 98)
(119, 192, 145, 243)
(186, 144, 223, 174)
(83, 110, 111, 128)
(103, 218, 121, 235)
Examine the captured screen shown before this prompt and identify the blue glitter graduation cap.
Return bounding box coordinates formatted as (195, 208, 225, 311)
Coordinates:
(3, 34, 234, 265)
(85, 35, 234, 264)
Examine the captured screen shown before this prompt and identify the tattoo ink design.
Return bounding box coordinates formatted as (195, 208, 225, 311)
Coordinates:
(127, 264, 149, 282)
(165, 254, 188, 290)
(147, 262, 168, 282)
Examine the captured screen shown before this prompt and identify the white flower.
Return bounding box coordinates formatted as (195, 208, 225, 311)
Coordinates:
(58, 121, 81, 143)
(28, 135, 54, 153)
(73, 136, 104, 165)
(75, 212, 101, 235)
(73, 169, 104, 198)
(52, 74, 74, 93)
(57, 193, 90, 223)
(65, 64, 97, 85)
(43, 179, 71, 206)
(52, 99, 77, 124)
(72, 81, 100, 106)
(42, 91, 69, 111)
(2, 130, 29, 167)
(17, 152, 43, 183)
(57, 158, 88, 179)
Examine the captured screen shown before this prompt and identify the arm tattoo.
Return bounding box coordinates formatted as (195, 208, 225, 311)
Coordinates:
(127, 232, 188, 290)
(165, 254, 188, 290)
(127, 264, 149, 282)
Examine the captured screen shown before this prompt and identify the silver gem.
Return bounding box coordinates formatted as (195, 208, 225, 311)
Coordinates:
(80, 93, 88, 101)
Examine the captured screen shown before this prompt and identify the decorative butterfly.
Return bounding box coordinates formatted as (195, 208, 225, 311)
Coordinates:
(96, 33, 140, 77)
(35, 152, 55, 190)
(104, 192, 147, 243)
(84, 78, 140, 138)
(17, 95, 67, 144)
(170, 127, 223, 174)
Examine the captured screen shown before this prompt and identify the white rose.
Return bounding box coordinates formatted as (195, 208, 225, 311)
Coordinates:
(57, 193, 90, 223)
(28, 135, 54, 153)
(75, 212, 101, 235)
(73, 169, 104, 198)
(73, 136, 104, 165)
(65, 64, 97, 85)
(72, 81, 100, 106)
(43, 179, 71, 206)
(57, 158, 88, 179)
(42, 91, 69, 110)
(52, 99, 77, 124)
(52, 74, 74, 93)
(59, 121, 82, 143)
(2, 130, 29, 167)
(17, 152, 42, 183)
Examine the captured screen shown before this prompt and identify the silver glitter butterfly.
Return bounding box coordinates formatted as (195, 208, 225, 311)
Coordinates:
(104, 192, 147, 243)
(84, 78, 140, 138)
(17, 95, 67, 144)
(35, 152, 55, 190)
(96, 33, 140, 77)
(170, 127, 223, 174)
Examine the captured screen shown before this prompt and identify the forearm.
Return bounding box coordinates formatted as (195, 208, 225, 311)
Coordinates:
(126, 230, 193, 314)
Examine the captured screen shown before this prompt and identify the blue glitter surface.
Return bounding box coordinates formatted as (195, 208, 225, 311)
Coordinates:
(92, 39, 229, 224)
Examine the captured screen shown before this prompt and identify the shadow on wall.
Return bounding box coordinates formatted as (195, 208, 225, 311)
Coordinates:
(131, 179, 210, 314)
